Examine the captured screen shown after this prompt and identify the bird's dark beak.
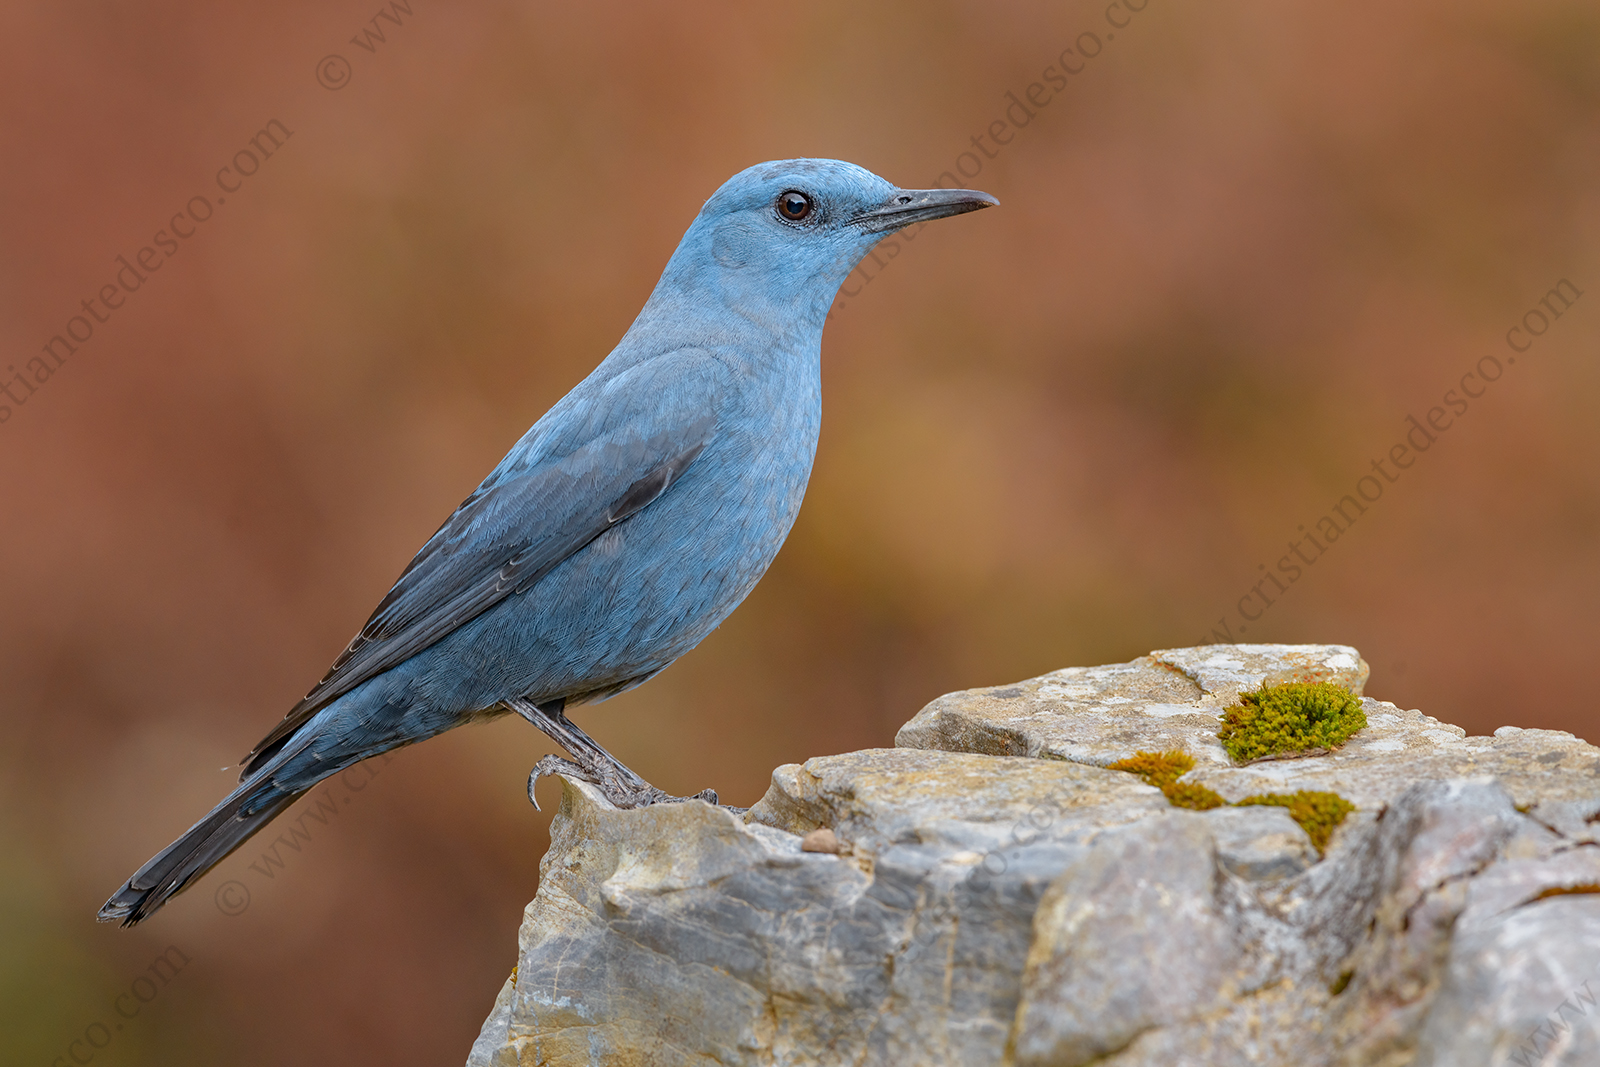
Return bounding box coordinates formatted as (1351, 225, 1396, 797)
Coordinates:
(849, 187, 1000, 234)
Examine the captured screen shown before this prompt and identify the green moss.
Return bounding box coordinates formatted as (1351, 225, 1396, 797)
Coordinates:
(1107, 750, 1226, 810)
(1107, 750, 1194, 786)
(1108, 750, 1358, 856)
(1164, 781, 1227, 810)
(1236, 790, 1356, 853)
(1217, 681, 1366, 763)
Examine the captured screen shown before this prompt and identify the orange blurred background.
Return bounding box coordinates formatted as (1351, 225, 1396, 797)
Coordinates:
(2, 0, 1597, 1063)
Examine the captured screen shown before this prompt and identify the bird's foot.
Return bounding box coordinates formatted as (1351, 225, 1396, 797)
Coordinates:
(526, 754, 720, 811)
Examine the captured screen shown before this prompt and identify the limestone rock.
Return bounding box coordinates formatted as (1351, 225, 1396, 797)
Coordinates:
(896, 644, 1600, 813)
(469, 645, 1600, 1066)
(1203, 804, 1317, 881)
(1009, 812, 1239, 1066)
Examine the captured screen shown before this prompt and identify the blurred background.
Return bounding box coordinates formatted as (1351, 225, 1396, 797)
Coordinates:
(2, 0, 1597, 1062)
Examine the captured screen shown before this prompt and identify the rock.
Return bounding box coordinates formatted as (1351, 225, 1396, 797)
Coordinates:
(1203, 805, 1317, 881)
(1413, 896, 1600, 1067)
(1009, 812, 1239, 1067)
(896, 644, 1600, 813)
(468, 976, 518, 1067)
(799, 827, 839, 853)
(468, 645, 1600, 1066)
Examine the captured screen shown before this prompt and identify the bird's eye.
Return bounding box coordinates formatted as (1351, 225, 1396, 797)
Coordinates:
(777, 191, 813, 222)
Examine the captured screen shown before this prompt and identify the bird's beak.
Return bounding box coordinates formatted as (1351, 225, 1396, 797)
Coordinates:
(849, 187, 999, 234)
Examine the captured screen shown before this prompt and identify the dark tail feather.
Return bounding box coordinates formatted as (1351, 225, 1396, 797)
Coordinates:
(98, 772, 305, 926)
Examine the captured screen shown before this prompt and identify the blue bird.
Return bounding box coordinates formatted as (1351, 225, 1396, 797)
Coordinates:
(99, 158, 996, 925)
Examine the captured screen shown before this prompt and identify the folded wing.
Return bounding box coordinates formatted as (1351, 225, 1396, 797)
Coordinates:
(243, 355, 724, 775)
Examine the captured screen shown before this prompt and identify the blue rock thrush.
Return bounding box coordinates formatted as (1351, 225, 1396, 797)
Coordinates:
(99, 159, 996, 925)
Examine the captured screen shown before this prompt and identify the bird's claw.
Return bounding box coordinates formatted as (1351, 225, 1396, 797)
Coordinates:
(526, 755, 592, 811)
(525, 756, 722, 811)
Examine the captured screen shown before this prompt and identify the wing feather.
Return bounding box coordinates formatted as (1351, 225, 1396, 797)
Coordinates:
(242, 359, 722, 774)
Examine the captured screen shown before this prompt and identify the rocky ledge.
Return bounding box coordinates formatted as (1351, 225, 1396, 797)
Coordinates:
(468, 645, 1600, 1067)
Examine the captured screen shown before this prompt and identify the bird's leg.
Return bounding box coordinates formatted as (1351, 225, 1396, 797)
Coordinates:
(503, 696, 720, 810)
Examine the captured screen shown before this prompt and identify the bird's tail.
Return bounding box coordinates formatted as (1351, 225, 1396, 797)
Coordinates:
(97, 767, 305, 927)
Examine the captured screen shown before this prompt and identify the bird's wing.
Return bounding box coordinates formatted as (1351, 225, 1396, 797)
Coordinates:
(243, 353, 726, 773)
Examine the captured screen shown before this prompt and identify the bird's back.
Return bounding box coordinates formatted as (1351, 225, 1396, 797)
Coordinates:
(491, 335, 825, 702)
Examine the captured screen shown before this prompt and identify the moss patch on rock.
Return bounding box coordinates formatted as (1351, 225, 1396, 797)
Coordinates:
(1164, 781, 1228, 810)
(1217, 681, 1366, 763)
(1236, 791, 1356, 853)
(1108, 750, 1227, 810)
(1107, 749, 1194, 785)
(1108, 752, 1356, 850)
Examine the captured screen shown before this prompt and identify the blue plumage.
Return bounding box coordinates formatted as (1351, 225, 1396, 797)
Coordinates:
(99, 158, 995, 924)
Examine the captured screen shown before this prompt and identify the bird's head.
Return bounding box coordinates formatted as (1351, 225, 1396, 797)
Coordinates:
(649, 158, 997, 331)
